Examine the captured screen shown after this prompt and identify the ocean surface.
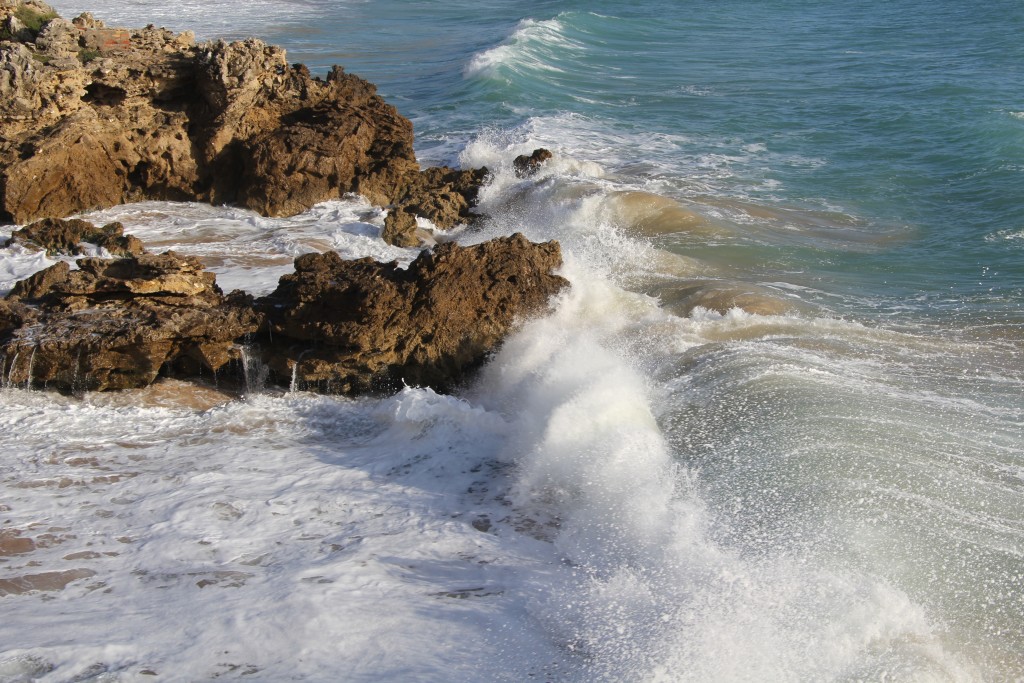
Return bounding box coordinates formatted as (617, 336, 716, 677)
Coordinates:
(2, 1, 1022, 680)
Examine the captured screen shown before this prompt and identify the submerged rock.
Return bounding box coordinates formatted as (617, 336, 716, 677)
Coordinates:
(652, 279, 809, 317)
(0, 1, 486, 234)
(256, 233, 569, 394)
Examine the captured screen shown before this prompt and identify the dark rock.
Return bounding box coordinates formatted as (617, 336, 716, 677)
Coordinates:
(394, 166, 489, 228)
(256, 233, 568, 394)
(4, 217, 145, 256)
(513, 148, 553, 177)
(1, 251, 261, 391)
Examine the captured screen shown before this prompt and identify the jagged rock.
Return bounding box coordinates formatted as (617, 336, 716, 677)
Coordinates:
(33, 15, 76, 59)
(381, 207, 421, 248)
(4, 217, 144, 256)
(3, 13, 31, 42)
(0, 298, 29, 340)
(0, 2, 485, 232)
(255, 233, 568, 394)
(0, 3, 568, 397)
(1, 251, 261, 391)
(393, 166, 489, 228)
(513, 148, 553, 177)
(381, 167, 490, 247)
(0, 233, 568, 395)
(231, 65, 420, 217)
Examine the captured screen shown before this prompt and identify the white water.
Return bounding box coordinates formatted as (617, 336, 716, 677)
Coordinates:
(3, 168, 1018, 678)
(3, 1, 1023, 677)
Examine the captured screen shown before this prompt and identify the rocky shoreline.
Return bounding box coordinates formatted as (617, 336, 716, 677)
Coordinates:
(0, 0, 565, 395)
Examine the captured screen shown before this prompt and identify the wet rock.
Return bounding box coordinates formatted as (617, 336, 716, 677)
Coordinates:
(1, 252, 261, 391)
(0, 232, 568, 396)
(256, 233, 568, 394)
(380, 166, 490, 247)
(4, 217, 144, 256)
(513, 148, 553, 177)
(381, 206, 421, 248)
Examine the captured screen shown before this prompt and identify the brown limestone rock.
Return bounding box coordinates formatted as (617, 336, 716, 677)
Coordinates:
(513, 148, 553, 177)
(256, 233, 568, 394)
(380, 166, 490, 247)
(381, 207, 421, 248)
(5, 217, 144, 256)
(1, 251, 261, 391)
(0, 3, 485, 231)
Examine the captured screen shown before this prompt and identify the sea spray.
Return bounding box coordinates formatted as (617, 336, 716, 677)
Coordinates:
(474, 261, 975, 680)
(4, 0, 1023, 678)
(238, 344, 268, 396)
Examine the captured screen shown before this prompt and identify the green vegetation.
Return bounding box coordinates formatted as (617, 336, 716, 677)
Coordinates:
(14, 5, 57, 33)
(1, 4, 58, 41)
(78, 48, 101, 63)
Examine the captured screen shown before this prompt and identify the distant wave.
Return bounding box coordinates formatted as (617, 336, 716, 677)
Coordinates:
(464, 16, 582, 79)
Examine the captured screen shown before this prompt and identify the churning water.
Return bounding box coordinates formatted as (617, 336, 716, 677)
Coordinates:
(2, 1, 1022, 680)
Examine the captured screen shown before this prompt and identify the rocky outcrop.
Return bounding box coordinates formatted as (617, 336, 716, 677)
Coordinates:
(0, 1, 486, 240)
(4, 216, 144, 256)
(0, 228, 568, 394)
(1, 251, 260, 391)
(255, 234, 568, 394)
(0, 3, 569, 397)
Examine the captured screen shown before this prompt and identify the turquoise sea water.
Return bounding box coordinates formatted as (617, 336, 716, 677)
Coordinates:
(17, 0, 1024, 679)
(276, 0, 1024, 320)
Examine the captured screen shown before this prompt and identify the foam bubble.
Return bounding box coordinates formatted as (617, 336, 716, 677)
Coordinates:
(67, 198, 407, 296)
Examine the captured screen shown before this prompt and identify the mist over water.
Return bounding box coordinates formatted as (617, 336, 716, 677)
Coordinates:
(3, 0, 1023, 680)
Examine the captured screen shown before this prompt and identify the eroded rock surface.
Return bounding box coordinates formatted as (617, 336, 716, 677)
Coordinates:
(0, 2, 568, 397)
(0, 0, 486, 237)
(513, 148, 553, 177)
(2, 251, 260, 391)
(4, 216, 144, 256)
(0, 231, 568, 394)
(256, 233, 569, 394)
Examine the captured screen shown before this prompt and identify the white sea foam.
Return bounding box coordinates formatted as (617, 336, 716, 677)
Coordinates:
(986, 227, 1024, 243)
(466, 261, 980, 680)
(41, 197, 410, 296)
(0, 386, 582, 680)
